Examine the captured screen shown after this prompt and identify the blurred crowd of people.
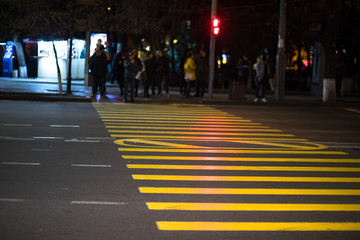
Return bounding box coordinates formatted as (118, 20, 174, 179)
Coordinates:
(89, 39, 279, 103)
(89, 40, 212, 102)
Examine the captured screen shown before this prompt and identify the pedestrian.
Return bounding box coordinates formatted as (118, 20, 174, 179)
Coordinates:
(131, 49, 142, 97)
(195, 49, 208, 97)
(144, 52, 156, 98)
(184, 52, 196, 97)
(89, 45, 110, 98)
(237, 54, 250, 86)
(123, 50, 141, 102)
(156, 50, 171, 97)
(253, 54, 268, 103)
(137, 51, 147, 96)
(110, 50, 126, 96)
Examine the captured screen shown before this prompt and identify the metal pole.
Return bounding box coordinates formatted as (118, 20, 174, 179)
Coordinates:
(66, 37, 73, 94)
(84, 31, 91, 86)
(275, 0, 286, 101)
(208, 0, 217, 99)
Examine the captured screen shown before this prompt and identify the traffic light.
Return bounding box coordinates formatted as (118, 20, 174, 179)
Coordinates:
(212, 18, 220, 36)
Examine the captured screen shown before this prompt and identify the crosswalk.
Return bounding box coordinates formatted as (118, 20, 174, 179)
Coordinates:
(93, 103, 360, 233)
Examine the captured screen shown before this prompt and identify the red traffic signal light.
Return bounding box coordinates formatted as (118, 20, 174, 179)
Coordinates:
(212, 18, 220, 36)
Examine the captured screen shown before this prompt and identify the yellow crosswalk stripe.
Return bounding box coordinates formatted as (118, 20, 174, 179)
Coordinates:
(147, 202, 360, 211)
(139, 187, 360, 195)
(156, 221, 360, 231)
(105, 122, 263, 127)
(103, 119, 253, 124)
(109, 129, 291, 136)
(119, 148, 346, 154)
(100, 114, 242, 119)
(132, 174, 360, 183)
(106, 126, 278, 132)
(99, 112, 233, 116)
(105, 126, 272, 132)
(95, 107, 218, 111)
(128, 164, 360, 172)
(112, 135, 306, 141)
(101, 116, 247, 121)
(123, 155, 360, 163)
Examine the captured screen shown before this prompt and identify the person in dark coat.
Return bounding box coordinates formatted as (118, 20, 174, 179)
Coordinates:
(111, 50, 126, 96)
(237, 54, 250, 86)
(144, 52, 156, 98)
(89, 45, 110, 97)
(123, 50, 140, 102)
(156, 50, 171, 97)
(195, 49, 209, 97)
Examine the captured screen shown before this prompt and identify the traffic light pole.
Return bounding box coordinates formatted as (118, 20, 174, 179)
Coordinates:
(208, 0, 217, 99)
(275, 0, 286, 101)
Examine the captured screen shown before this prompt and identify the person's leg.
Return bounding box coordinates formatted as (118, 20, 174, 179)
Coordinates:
(99, 76, 106, 96)
(123, 78, 129, 102)
(158, 74, 163, 95)
(200, 80, 205, 97)
(163, 75, 169, 95)
(186, 81, 192, 96)
(144, 77, 150, 97)
(151, 77, 156, 95)
(119, 80, 124, 96)
(129, 78, 135, 101)
(255, 82, 261, 98)
(92, 76, 99, 96)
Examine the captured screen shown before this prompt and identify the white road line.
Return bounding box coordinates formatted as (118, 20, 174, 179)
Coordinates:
(0, 198, 25, 202)
(85, 137, 116, 140)
(4, 137, 34, 141)
(2, 162, 41, 166)
(33, 136, 64, 139)
(1, 124, 32, 127)
(65, 139, 100, 143)
(50, 125, 80, 128)
(31, 148, 51, 152)
(71, 164, 112, 168)
(71, 201, 127, 205)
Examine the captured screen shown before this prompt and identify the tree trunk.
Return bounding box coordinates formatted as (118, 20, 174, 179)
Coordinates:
(311, 42, 324, 96)
(13, 36, 28, 78)
(52, 41, 63, 93)
(66, 37, 73, 94)
(321, 0, 343, 103)
(322, 42, 337, 103)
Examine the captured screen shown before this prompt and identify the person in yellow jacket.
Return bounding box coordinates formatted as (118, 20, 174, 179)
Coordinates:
(184, 52, 196, 97)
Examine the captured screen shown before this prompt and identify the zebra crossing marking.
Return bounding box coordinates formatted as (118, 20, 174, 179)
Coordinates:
(146, 202, 360, 211)
(156, 221, 360, 231)
(123, 155, 360, 163)
(94, 103, 360, 233)
(139, 187, 360, 195)
(132, 174, 360, 183)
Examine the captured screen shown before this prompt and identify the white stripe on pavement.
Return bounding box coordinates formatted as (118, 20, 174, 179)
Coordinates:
(2, 162, 41, 166)
(71, 164, 112, 168)
(0, 198, 25, 202)
(1, 124, 32, 127)
(50, 125, 80, 128)
(71, 201, 127, 205)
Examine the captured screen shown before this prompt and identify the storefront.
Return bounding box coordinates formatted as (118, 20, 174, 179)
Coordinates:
(36, 33, 107, 80)
(37, 39, 86, 79)
(2, 33, 108, 80)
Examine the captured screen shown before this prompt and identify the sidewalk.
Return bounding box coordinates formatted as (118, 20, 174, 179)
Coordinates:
(1, 76, 359, 106)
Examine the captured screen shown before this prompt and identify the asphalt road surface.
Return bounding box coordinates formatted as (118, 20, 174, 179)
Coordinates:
(1, 100, 360, 240)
